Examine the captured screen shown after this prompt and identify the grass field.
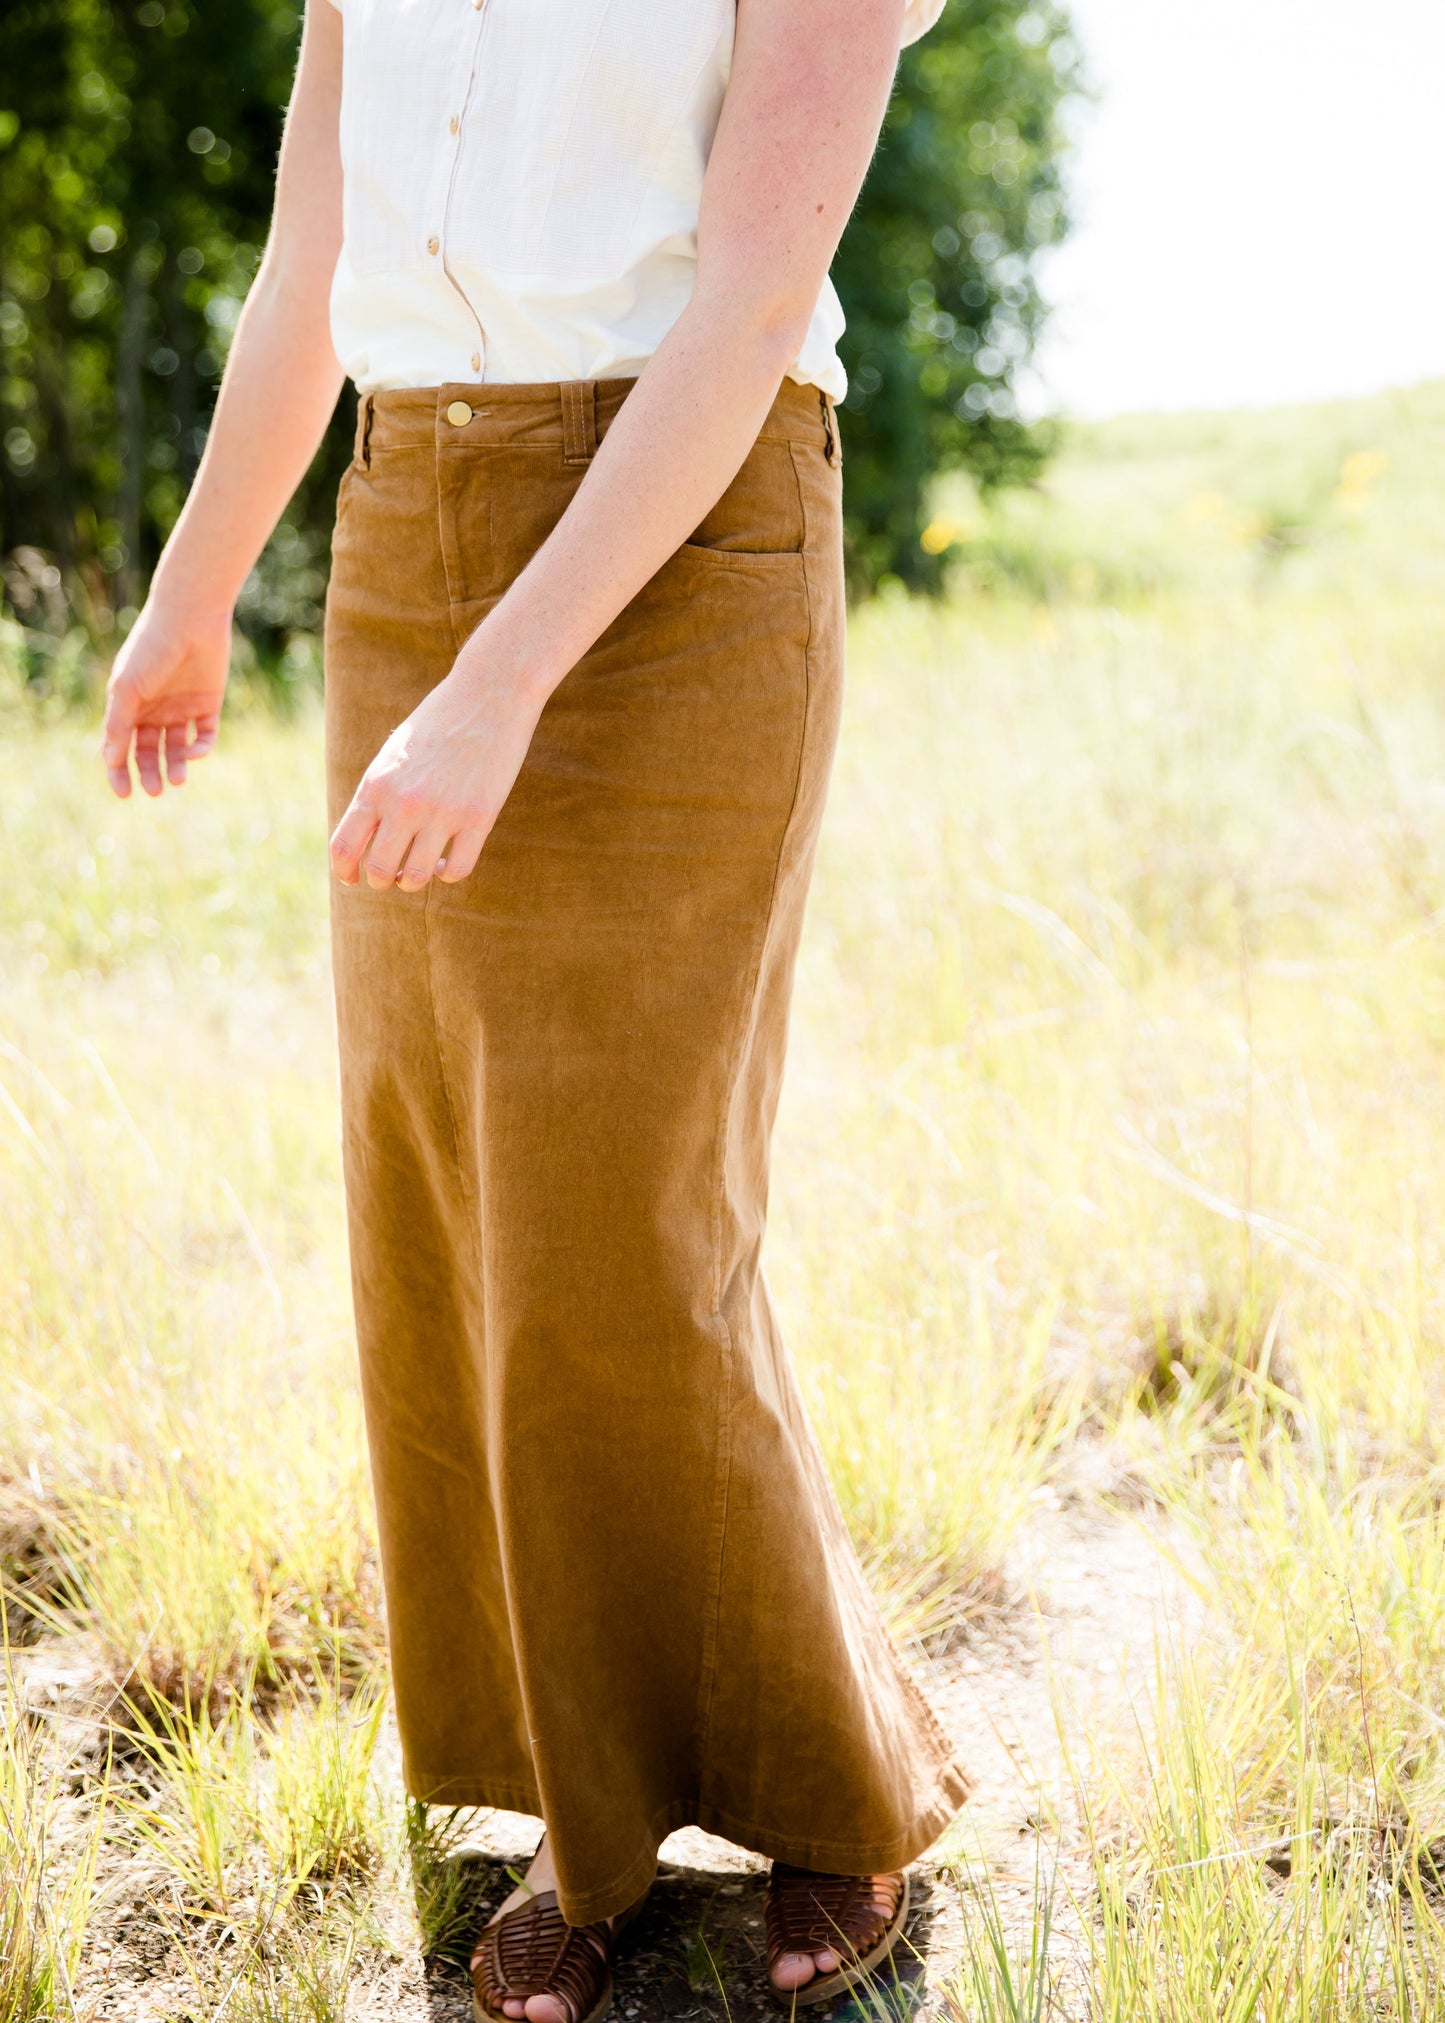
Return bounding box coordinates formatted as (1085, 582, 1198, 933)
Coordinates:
(5, 379, 1445, 2017)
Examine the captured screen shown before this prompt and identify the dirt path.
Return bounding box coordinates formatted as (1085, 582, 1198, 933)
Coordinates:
(349, 1493, 1197, 2022)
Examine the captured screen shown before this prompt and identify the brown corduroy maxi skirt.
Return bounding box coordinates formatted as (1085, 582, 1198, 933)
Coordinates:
(323, 375, 972, 1925)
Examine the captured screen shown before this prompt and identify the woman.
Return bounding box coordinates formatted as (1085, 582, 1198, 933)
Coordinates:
(101, 0, 972, 2013)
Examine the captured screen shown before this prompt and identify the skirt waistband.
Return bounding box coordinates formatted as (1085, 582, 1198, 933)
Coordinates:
(353, 376, 838, 468)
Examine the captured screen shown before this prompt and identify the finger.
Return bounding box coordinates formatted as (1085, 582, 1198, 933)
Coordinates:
(396, 823, 455, 892)
(189, 711, 220, 761)
(101, 688, 136, 799)
(134, 725, 165, 798)
(363, 813, 417, 891)
(329, 800, 382, 887)
(163, 720, 194, 787)
(435, 826, 488, 885)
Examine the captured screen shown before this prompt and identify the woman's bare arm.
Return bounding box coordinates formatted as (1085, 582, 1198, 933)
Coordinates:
(328, 0, 906, 892)
(469, 0, 908, 690)
(101, 0, 344, 797)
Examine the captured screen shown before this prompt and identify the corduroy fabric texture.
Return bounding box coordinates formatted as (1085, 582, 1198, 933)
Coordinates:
(323, 376, 973, 1926)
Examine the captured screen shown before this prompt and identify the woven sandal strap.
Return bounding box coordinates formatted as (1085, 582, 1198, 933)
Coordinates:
(474, 1889, 612, 2023)
(765, 1866, 904, 1967)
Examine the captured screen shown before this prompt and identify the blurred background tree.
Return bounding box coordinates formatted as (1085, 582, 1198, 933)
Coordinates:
(0, 0, 346, 675)
(837, 1, 1081, 590)
(0, 0, 1079, 663)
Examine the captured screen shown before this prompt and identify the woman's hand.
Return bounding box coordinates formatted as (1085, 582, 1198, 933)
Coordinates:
(101, 599, 233, 798)
(328, 655, 547, 893)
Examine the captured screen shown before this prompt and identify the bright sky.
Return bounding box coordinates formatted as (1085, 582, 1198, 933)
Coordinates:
(1028, 0, 1445, 417)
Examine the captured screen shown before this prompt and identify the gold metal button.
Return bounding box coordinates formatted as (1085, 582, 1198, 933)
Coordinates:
(446, 401, 474, 428)
(426, 234, 439, 255)
(470, 352, 481, 372)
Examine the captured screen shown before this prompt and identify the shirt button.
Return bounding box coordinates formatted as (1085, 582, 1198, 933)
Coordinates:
(426, 235, 439, 255)
(449, 115, 460, 134)
(470, 352, 481, 372)
(446, 401, 474, 428)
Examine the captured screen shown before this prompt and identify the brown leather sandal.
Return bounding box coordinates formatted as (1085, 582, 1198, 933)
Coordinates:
(764, 1864, 911, 2010)
(471, 1882, 646, 2023)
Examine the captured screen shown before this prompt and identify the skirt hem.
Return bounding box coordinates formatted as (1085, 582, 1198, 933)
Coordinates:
(401, 1762, 975, 1926)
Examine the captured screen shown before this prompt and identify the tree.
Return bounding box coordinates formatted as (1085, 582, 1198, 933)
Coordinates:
(834, 0, 1081, 590)
(0, 0, 345, 651)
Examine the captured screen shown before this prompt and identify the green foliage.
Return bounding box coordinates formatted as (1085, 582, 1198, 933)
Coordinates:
(0, 0, 1078, 639)
(834, 0, 1081, 590)
(0, 0, 349, 646)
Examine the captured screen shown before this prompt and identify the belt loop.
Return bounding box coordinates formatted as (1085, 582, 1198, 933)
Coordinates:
(357, 392, 375, 471)
(561, 380, 597, 465)
(819, 389, 838, 469)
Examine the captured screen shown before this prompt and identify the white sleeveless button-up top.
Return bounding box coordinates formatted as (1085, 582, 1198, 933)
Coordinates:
(326, 0, 945, 398)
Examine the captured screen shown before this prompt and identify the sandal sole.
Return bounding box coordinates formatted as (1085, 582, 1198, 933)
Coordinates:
(768, 1870, 913, 2011)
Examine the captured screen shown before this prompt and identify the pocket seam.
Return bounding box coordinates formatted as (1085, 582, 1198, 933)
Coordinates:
(676, 541, 807, 570)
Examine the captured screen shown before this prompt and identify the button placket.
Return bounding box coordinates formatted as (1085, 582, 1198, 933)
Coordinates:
(436, 0, 491, 377)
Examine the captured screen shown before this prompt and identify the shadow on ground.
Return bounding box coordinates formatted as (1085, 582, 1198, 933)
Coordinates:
(419, 1846, 938, 2022)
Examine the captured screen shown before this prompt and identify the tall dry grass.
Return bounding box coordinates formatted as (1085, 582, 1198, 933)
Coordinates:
(3, 379, 1445, 2009)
